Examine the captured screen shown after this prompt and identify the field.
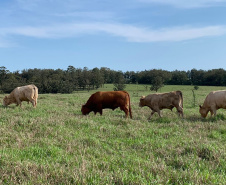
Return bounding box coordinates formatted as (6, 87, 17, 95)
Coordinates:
(0, 85, 225, 184)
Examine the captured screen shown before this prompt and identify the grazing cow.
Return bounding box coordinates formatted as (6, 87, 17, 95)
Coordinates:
(3, 84, 38, 108)
(199, 90, 226, 118)
(139, 91, 183, 119)
(81, 91, 132, 118)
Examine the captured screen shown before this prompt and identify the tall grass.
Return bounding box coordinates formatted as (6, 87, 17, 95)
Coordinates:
(0, 85, 225, 184)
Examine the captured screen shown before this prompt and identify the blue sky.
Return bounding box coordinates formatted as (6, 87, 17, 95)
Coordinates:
(1, 0, 226, 72)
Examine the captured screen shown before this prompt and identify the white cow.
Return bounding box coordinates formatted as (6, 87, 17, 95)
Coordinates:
(3, 84, 38, 108)
(199, 90, 226, 118)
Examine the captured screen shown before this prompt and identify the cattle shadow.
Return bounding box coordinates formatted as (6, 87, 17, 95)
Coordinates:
(184, 113, 226, 122)
(0, 105, 14, 109)
(177, 114, 226, 123)
(183, 116, 204, 122)
(132, 114, 226, 123)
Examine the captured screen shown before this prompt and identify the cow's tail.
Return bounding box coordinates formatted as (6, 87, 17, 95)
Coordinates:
(32, 85, 38, 106)
(177, 90, 183, 108)
(125, 91, 132, 119)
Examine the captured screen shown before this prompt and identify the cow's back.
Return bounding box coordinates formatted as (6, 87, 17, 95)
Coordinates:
(86, 91, 129, 109)
(97, 91, 128, 108)
(205, 90, 226, 109)
(160, 92, 179, 108)
(145, 91, 182, 109)
(13, 85, 38, 101)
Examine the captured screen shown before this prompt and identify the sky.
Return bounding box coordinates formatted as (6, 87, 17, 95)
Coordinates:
(1, 0, 226, 72)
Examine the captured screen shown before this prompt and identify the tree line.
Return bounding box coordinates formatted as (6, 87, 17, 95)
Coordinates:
(0, 66, 226, 94)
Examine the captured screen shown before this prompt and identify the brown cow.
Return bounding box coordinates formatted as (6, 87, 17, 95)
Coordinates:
(139, 91, 183, 119)
(3, 84, 38, 108)
(199, 90, 226, 118)
(81, 91, 132, 118)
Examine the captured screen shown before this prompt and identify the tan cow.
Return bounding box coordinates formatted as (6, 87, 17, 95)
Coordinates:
(3, 84, 38, 108)
(139, 91, 183, 119)
(199, 90, 226, 118)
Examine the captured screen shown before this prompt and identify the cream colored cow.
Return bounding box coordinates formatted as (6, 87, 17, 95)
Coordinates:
(3, 84, 38, 108)
(199, 90, 226, 118)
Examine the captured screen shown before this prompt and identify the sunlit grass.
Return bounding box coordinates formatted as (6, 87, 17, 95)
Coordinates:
(0, 85, 225, 184)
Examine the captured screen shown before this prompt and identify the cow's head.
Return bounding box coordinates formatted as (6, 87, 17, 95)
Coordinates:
(81, 104, 91, 115)
(2, 96, 9, 107)
(199, 105, 208, 118)
(139, 96, 146, 107)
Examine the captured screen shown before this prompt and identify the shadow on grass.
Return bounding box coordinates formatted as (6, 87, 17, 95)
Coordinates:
(0, 105, 16, 109)
(73, 112, 83, 116)
(151, 117, 172, 123)
(183, 113, 226, 123)
(141, 113, 226, 123)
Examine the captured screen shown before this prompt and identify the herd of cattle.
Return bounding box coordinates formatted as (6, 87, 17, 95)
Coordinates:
(2, 84, 226, 119)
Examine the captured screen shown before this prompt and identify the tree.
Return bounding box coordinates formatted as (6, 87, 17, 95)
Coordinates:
(91, 68, 104, 89)
(150, 76, 164, 92)
(113, 72, 126, 91)
(0, 66, 9, 87)
(66, 65, 79, 91)
(192, 86, 199, 107)
(100, 67, 112, 84)
(81, 67, 92, 91)
(190, 69, 205, 85)
(169, 70, 190, 85)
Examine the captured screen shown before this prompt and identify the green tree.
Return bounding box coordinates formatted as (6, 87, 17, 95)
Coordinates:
(91, 67, 104, 89)
(192, 86, 199, 107)
(113, 72, 126, 91)
(66, 65, 79, 91)
(0, 66, 9, 87)
(150, 76, 164, 92)
(170, 70, 190, 85)
(81, 67, 92, 91)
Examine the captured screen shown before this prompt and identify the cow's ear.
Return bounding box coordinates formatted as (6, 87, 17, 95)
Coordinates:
(140, 96, 145, 100)
(199, 105, 202, 108)
(4, 96, 7, 98)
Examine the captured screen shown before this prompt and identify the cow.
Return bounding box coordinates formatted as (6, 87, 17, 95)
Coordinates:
(81, 91, 132, 118)
(199, 90, 226, 118)
(139, 91, 183, 119)
(3, 84, 38, 108)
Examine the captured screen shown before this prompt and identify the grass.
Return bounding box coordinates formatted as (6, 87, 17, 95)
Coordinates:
(0, 85, 225, 184)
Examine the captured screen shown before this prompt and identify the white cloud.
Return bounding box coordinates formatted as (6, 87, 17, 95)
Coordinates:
(99, 24, 226, 42)
(1, 23, 226, 46)
(138, 0, 226, 8)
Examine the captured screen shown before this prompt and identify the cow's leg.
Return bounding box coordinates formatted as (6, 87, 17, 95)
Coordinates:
(176, 105, 184, 118)
(121, 106, 129, 118)
(148, 106, 162, 119)
(32, 100, 36, 107)
(99, 109, 103, 115)
(148, 110, 156, 120)
(27, 97, 36, 108)
(27, 97, 36, 107)
(210, 106, 217, 117)
(15, 97, 22, 107)
(157, 109, 162, 117)
(35, 98, 37, 106)
(210, 110, 214, 117)
(31, 99, 36, 108)
(95, 105, 103, 115)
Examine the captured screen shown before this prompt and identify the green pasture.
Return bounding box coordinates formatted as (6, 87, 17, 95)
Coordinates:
(0, 85, 225, 184)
